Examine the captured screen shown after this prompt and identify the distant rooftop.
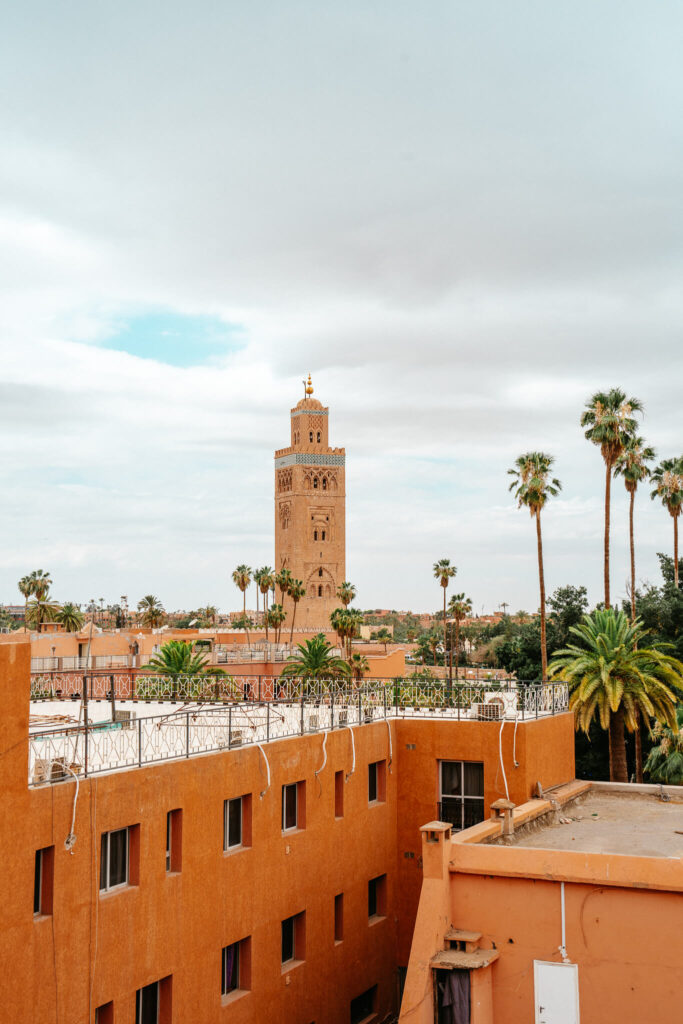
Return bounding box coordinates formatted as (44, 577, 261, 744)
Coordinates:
(498, 789, 683, 859)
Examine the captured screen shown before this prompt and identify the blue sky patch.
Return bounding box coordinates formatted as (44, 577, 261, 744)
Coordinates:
(99, 311, 245, 367)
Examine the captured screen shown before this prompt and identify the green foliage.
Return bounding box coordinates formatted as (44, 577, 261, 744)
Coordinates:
(137, 595, 165, 628)
(644, 707, 683, 784)
(281, 633, 351, 680)
(57, 602, 85, 633)
(508, 452, 562, 515)
(145, 640, 212, 676)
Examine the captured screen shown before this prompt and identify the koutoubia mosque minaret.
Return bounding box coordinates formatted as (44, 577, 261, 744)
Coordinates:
(274, 376, 346, 628)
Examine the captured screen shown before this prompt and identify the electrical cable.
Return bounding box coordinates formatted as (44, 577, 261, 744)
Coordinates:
(345, 725, 356, 782)
(513, 712, 520, 767)
(256, 743, 271, 797)
(385, 718, 393, 772)
(498, 717, 510, 801)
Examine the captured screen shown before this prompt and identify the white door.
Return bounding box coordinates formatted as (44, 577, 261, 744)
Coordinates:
(534, 961, 580, 1024)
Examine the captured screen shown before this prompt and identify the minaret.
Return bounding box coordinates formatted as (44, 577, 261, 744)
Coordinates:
(274, 376, 346, 629)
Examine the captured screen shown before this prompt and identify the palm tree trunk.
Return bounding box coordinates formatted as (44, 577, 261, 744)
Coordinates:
(243, 590, 250, 649)
(629, 488, 636, 622)
(290, 601, 297, 644)
(604, 461, 612, 609)
(609, 706, 627, 782)
(264, 591, 269, 643)
(455, 620, 460, 680)
(634, 709, 644, 784)
(536, 511, 547, 682)
(674, 514, 680, 590)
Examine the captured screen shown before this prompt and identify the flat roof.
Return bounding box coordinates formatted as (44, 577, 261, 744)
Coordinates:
(504, 790, 683, 859)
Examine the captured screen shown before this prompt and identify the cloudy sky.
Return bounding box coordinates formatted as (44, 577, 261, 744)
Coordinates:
(1, 1, 681, 615)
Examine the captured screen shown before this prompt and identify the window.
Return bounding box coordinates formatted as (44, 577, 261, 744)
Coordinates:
(136, 982, 158, 1024)
(166, 809, 182, 872)
(314, 529, 318, 541)
(33, 846, 54, 916)
(321, 530, 326, 540)
(318, 568, 323, 577)
(322, 476, 327, 489)
(334, 770, 344, 817)
(439, 761, 485, 830)
(224, 795, 251, 850)
(313, 476, 319, 488)
(95, 1003, 113, 1024)
(100, 827, 130, 892)
(350, 985, 377, 1024)
(281, 911, 306, 966)
(318, 585, 323, 597)
(282, 782, 305, 831)
(334, 893, 344, 943)
(368, 760, 386, 803)
(316, 431, 321, 443)
(368, 874, 386, 920)
(222, 938, 251, 997)
(309, 431, 313, 442)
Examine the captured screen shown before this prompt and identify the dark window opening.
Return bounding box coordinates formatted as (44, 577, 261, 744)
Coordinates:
(282, 782, 304, 831)
(350, 985, 377, 1024)
(135, 981, 158, 1024)
(33, 846, 54, 916)
(281, 911, 305, 965)
(368, 874, 386, 919)
(335, 770, 344, 817)
(321, 530, 326, 541)
(313, 477, 319, 488)
(100, 828, 129, 892)
(322, 476, 327, 489)
(334, 893, 344, 942)
(317, 431, 321, 443)
(438, 761, 485, 831)
(318, 585, 323, 597)
(95, 1003, 114, 1024)
(313, 530, 318, 541)
(166, 809, 182, 872)
(368, 760, 386, 803)
(318, 568, 323, 577)
(309, 431, 313, 442)
(222, 942, 240, 995)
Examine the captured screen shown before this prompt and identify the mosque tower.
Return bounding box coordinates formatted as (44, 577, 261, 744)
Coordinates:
(274, 376, 346, 629)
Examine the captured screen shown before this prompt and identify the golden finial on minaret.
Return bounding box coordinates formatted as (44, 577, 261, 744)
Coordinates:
(305, 373, 314, 396)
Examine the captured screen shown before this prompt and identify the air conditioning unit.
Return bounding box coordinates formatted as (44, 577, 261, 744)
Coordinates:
(230, 730, 243, 747)
(309, 715, 318, 731)
(474, 702, 503, 721)
(338, 711, 348, 726)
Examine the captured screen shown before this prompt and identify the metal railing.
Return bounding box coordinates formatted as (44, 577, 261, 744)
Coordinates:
(27, 681, 569, 787)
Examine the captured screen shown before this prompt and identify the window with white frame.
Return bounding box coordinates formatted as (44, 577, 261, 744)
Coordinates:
(135, 981, 158, 1024)
(224, 797, 243, 850)
(221, 939, 250, 996)
(439, 761, 485, 830)
(100, 828, 129, 892)
(282, 783, 298, 831)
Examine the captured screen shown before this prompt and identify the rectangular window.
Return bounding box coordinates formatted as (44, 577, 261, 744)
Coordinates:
(368, 760, 386, 803)
(100, 828, 128, 892)
(135, 977, 171, 1024)
(334, 770, 344, 818)
(368, 874, 386, 920)
(166, 809, 182, 873)
(223, 794, 252, 851)
(33, 846, 54, 916)
(95, 1003, 113, 1024)
(350, 985, 377, 1024)
(334, 893, 344, 943)
(221, 937, 250, 997)
(282, 782, 305, 831)
(281, 911, 306, 966)
(439, 761, 485, 831)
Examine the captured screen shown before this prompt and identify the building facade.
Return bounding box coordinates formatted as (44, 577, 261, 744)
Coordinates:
(274, 377, 346, 628)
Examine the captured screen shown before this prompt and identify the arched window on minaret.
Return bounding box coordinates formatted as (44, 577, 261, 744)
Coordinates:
(321, 530, 326, 541)
(318, 568, 323, 577)
(313, 530, 318, 541)
(322, 477, 327, 490)
(318, 585, 323, 597)
(316, 431, 321, 443)
(313, 477, 319, 489)
(309, 430, 313, 443)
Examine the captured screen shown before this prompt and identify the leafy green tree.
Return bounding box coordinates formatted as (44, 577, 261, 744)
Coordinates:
(281, 633, 351, 680)
(650, 457, 683, 589)
(137, 595, 165, 628)
(549, 609, 683, 782)
(232, 565, 252, 647)
(508, 452, 562, 679)
(371, 627, 392, 652)
(288, 580, 306, 643)
(57, 602, 84, 633)
(336, 581, 357, 608)
(644, 707, 683, 784)
(448, 593, 473, 680)
(547, 586, 589, 642)
(615, 436, 656, 621)
(581, 389, 642, 608)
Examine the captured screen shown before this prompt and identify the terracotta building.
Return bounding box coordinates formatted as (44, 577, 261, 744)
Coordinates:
(274, 376, 346, 628)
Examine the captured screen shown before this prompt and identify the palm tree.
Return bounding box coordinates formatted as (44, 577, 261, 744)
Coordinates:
(199, 604, 218, 627)
(372, 627, 392, 652)
(232, 565, 252, 647)
(650, 457, 683, 590)
(615, 437, 656, 621)
(268, 603, 286, 643)
(17, 575, 33, 628)
(346, 609, 364, 659)
(433, 559, 456, 683)
(644, 707, 683, 785)
(549, 609, 683, 783)
(508, 452, 562, 680)
(288, 580, 306, 643)
(137, 595, 165, 628)
(350, 653, 369, 684)
(336, 582, 357, 608)
(281, 633, 351, 680)
(448, 593, 473, 680)
(275, 567, 293, 621)
(26, 597, 61, 632)
(330, 607, 349, 654)
(581, 389, 642, 608)
(57, 602, 85, 633)
(145, 640, 211, 676)
(256, 567, 275, 641)
(31, 570, 53, 601)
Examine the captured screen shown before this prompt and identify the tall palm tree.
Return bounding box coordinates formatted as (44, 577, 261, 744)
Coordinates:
(615, 437, 656, 622)
(330, 607, 349, 654)
(508, 452, 561, 680)
(448, 593, 473, 680)
(281, 633, 351, 680)
(231, 565, 252, 647)
(31, 570, 53, 601)
(275, 567, 293, 621)
(57, 602, 85, 633)
(650, 457, 683, 590)
(26, 597, 61, 633)
(336, 582, 357, 608)
(433, 559, 456, 683)
(18, 575, 33, 628)
(346, 609, 364, 659)
(256, 567, 275, 641)
(581, 389, 642, 608)
(549, 609, 683, 783)
(137, 595, 165, 628)
(288, 580, 306, 643)
(268, 603, 286, 643)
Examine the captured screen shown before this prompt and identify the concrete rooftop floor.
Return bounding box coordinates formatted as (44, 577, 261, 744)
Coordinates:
(506, 791, 683, 859)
